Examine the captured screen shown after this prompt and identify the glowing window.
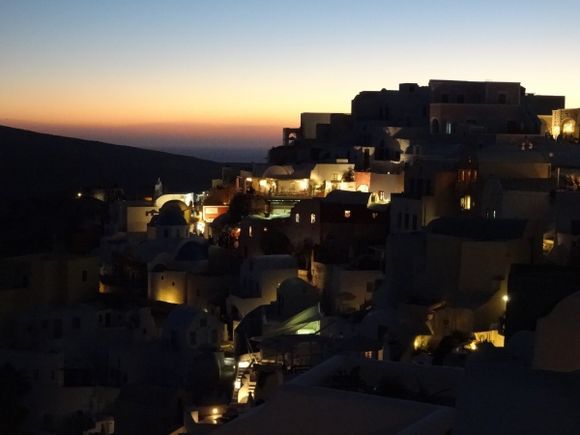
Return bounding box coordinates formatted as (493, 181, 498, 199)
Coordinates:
(310, 213, 316, 224)
(248, 226, 253, 238)
(295, 213, 300, 223)
(563, 120, 576, 135)
(460, 195, 472, 210)
(344, 210, 351, 218)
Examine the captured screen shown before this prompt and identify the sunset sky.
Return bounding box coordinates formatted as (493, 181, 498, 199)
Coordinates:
(2, 0, 580, 161)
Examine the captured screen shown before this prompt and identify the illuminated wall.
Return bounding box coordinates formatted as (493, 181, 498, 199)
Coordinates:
(148, 270, 187, 304)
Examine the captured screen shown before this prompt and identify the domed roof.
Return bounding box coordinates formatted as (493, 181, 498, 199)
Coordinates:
(175, 240, 208, 262)
(153, 202, 187, 226)
(160, 200, 189, 213)
(277, 277, 317, 297)
(262, 165, 295, 178)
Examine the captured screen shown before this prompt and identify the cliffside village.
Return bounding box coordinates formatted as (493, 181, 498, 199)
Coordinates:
(2, 79, 580, 434)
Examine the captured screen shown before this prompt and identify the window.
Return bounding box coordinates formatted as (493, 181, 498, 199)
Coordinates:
(378, 191, 385, 201)
(81, 270, 88, 282)
(445, 122, 454, 135)
(295, 213, 300, 223)
(460, 195, 472, 210)
(457, 94, 465, 103)
(442, 94, 449, 103)
(200, 317, 207, 327)
(404, 213, 409, 229)
(248, 226, 253, 238)
(163, 229, 169, 238)
(344, 210, 351, 218)
(310, 213, 316, 224)
(412, 215, 418, 231)
(397, 212, 402, 229)
(432, 119, 440, 134)
(498, 93, 507, 104)
(189, 332, 197, 346)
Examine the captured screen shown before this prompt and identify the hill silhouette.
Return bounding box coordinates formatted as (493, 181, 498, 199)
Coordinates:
(0, 124, 223, 199)
(0, 124, 228, 257)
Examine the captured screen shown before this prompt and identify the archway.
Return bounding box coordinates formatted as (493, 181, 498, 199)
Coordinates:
(431, 119, 440, 134)
(562, 119, 576, 136)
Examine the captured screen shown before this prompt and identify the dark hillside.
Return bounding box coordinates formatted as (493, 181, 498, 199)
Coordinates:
(0, 124, 222, 199)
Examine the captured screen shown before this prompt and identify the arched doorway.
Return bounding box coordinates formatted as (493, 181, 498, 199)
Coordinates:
(562, 119, 576, 137)
(431, 118, 440, 134)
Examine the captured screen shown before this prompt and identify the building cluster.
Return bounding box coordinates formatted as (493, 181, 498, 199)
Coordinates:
(2, 79, 580, 434)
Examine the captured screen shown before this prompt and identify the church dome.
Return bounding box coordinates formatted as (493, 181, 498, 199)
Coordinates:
(154, 201, 187, 226)
(262, 165, 295, 178)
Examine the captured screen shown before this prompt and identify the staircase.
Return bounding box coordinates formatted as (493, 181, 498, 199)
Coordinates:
(231, 360, 258, 404)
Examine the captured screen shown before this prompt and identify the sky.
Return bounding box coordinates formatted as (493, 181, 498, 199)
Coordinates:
(1, 0, 580, 161)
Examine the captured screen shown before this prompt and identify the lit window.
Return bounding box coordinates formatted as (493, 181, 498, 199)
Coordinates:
(378, 191, 385, 201)
(563, 120, 576, 135)
(295, 213, 300, 223)
(460, 195, 472, 210)
(248, 226, 253, 237)
(344, 210, 351, 218)
(310, 213, 316, 224)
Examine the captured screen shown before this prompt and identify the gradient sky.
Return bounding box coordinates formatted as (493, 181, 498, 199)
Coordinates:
(2, 0, 580, 161)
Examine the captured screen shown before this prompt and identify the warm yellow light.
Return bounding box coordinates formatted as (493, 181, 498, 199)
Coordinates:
(413, 335, 430, 351)
(76, 192, 83, 198)
(552, 125, 561, 139)
(298, 179, 309, 191)
(212, 408, 218, 415)
(563, 121, 575, 134)
(259, 179, 268, 188)
(246, 177, 253, 182)
(468, 341, 478, 351)
(238, 360, 250, 369)
(461, 195, 471, 210)
(234, 380, 241, 390)
(502, 295, 510, 303)
(474, 330, 505, 347)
